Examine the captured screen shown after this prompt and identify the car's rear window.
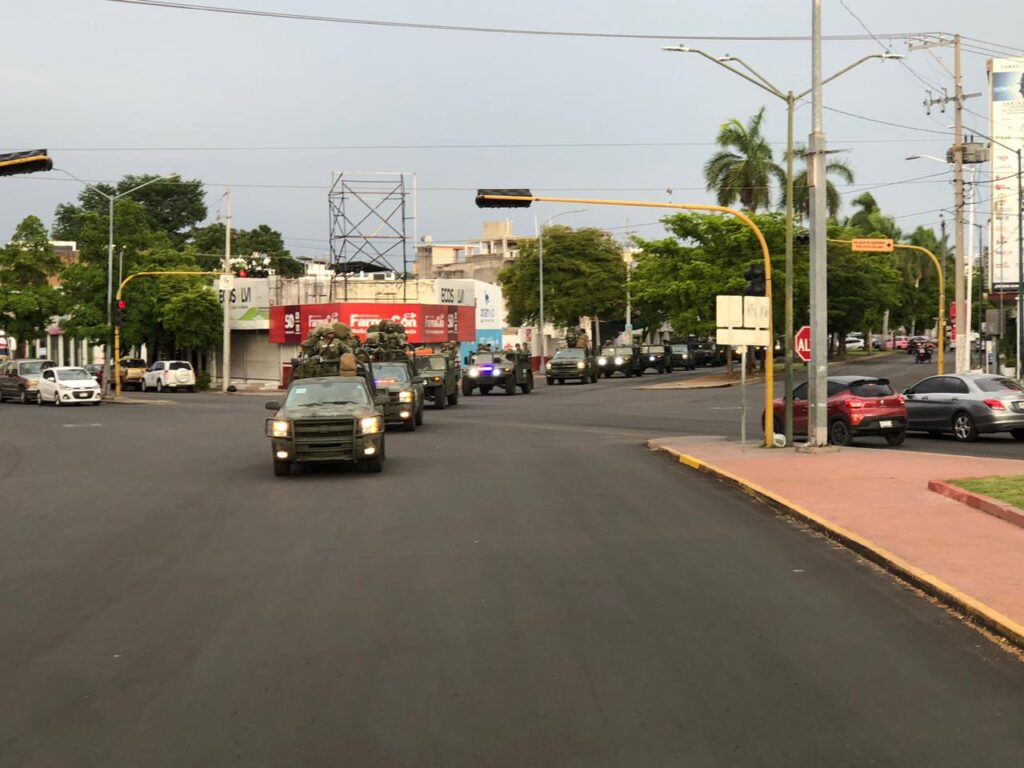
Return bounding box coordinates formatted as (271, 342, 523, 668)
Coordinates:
(168, 362, 193, 371)
(976, 377, 1024, 393)
(848, 380, 894, 397)
(122, 359, 146, 367)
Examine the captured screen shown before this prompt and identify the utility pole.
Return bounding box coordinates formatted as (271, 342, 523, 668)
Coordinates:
(806, 0, 830, 448)
(222, 189, 232, 392)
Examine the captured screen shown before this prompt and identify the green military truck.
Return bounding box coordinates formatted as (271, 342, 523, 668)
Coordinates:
(462, 350, 534, 395)
(372, 358, 426, 430)
(264, 373, 387, 477)
(639, 343, 673, 374)
(545, 347, 599, 384)
(413, 349, 459, 409)
(596, 346, 644, 378)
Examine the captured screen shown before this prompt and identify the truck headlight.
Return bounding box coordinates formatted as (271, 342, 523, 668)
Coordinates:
(649, 355, 656, 361)
(469, 367, 480, 378)
(576, 361, 585, 369)
(614, 356, 624, 365)
(598, 356, 607, 366)
(360, 416, 382, 434)
(266, 419, 291, 438)
(545, 362, 552, 370)
(493, 368, 504, 376)
(399, 390, 414, 403)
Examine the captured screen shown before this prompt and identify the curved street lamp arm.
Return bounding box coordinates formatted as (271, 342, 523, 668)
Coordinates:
(795, 54, 890, 101)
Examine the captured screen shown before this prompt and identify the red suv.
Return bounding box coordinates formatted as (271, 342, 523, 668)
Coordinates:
(770, 376, 908, 446)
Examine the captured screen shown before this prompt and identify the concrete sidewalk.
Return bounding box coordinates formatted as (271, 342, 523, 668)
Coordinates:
(649, 436, 1024, 649)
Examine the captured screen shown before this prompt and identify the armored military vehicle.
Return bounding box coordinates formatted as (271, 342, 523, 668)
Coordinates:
(372, 359, 426, 430)
(265, 374, 387, 477)
(546, 347, 599, 384)
(413, 348, 459, 409)
(462, 349, 533, 395)
(639, 343, 673, 374)
(596, 346, 643, 378)
(669, 342, 696, 370)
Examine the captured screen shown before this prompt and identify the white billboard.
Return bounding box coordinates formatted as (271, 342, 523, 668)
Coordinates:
(216, 277, 271, 330)
(990, 57, 1024, 292)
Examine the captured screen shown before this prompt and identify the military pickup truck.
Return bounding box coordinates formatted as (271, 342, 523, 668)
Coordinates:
(596, 346, 644, 378)
(463, 350, 534, 395)
(413, 350, 459, 409)
(372, 359, 426, 430)
(669, 343, 696, 370)
(265, 374, 387, 477)
(639, 344, 673, 374)
(545, 347, 598, 385)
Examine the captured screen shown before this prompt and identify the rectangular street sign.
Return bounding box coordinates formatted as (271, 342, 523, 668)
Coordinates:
(743, 296, 771, 329)
(716, 295, 743, 328)
(851, 238, 894, 253)
(716, 328, 770, 347)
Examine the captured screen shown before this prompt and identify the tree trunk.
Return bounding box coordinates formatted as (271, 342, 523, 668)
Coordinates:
(725, 346, 733, 376)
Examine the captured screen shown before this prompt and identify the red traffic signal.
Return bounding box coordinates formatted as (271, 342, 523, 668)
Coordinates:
(0, 150, 53, 177)
(115, 300, 127, 326)
(475, 189, 534, 208)
(237, 268, 248, 278)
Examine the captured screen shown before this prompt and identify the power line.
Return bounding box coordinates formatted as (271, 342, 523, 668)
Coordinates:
(822, 106, 950, 135)
(107, 0, 937, 43)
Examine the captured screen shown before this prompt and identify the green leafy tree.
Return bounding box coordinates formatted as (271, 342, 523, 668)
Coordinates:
(780, 147, 855, 219)
(703, 108, 782, 211)
(0, 216, 63, 353)
(498, 226, 626, 328)
(53, 174, 206, 248)
(161, 285, 222, 357)
(188, 222, 304, 276)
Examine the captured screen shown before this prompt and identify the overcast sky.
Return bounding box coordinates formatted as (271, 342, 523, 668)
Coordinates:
(2, 0, 1021, 263)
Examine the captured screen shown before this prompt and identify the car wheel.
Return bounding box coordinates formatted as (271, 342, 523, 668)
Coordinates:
(603, 372, 611, 378)
(434, 390, 447, 409)
(404, 415, 417, 431)
(828, 418, 852, 446)
(520, 375, 532, 394)
(504, 377, 516, 395)
(1011, 428, 1024, 441)
(365, 454, 384, 473)
(37, 392, 45, 406)
(273, 460, 292, 477)
(415, 405, 424, 426)
(884, 430, 907, 446)
(20, 390, 28, 405)
(952, 411, 978, 442)
(558, 378, 565, 385)
(53, 393, 61, 407)
(140, 380, 147, 392)
(546, 376, 554, 385)
(156, 380, 163, 393)
(461, 379, 473, 396)
(590, 374, 598, 384)
(448, 389, 459, 406)
(625, 370, 632, 378)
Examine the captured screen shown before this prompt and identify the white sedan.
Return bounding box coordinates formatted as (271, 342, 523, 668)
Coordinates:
(37, 366, 102, 406)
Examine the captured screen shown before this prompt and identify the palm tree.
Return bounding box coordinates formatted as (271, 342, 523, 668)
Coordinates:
(845, 192, 901, 239)
(703, 108, 781, 211)
(780, 147, 855, 219)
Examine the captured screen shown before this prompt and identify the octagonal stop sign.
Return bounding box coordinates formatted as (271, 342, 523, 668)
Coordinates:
(795, 325, 812, 363)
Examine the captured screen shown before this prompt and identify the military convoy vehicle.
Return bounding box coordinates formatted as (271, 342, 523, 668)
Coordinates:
(265, 374, 387, 476)
(596, 346, 644, 378)
(372, 359, 426, 430)
(669, 343, 696, 370)
(463, 349, 534, 395)
(413, 348, 459, 409)
(639, 344, 673, 374)
(545, 347, 598, 385)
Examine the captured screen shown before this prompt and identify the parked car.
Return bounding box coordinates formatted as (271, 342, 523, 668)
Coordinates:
(141, 360, 196, 392)
(119, 358, 148, 391)
(0, 359, 54, 404)
(768, 376, 908, 446)
(844, 336, 865, 351)
(887, 336, 909, 350)
(903, 374, 1024, 442)
(37, 366, 102, 406)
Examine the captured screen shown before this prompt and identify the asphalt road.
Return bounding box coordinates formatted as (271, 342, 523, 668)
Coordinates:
(2, 371, 1024, 767)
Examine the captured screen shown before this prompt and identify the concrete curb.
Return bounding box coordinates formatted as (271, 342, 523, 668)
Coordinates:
(106, 398, 176, 406)
(929, 480, 1024, 530)
(648, 440, 1024, 653)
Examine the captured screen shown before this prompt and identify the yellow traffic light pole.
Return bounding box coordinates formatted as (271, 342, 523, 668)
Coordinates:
(478, 194, 775, 447)
(113, 271, 223, 398)
(828, 239, 944, 374)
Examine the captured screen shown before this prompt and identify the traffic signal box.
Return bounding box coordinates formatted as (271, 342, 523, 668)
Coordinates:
(744, 264, 766, 296)
(0, 150, 53, 177)
(115, 300, 127, 326)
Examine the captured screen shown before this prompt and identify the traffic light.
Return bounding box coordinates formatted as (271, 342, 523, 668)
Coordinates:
(115, 299, 127, 326)
(236, 268, 248, 278)
(475, 189, 534, 208)
(0, 149, 53, 177)
(744, 263, 766, 296)
(794, 231, 810, 246)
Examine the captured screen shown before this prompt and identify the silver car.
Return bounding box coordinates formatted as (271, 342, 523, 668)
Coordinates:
(903, 373, 1024, 442)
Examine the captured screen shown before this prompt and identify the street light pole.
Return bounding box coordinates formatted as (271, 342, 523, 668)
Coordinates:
(662, 42, 898, 448)
(537, 209, 585, 371)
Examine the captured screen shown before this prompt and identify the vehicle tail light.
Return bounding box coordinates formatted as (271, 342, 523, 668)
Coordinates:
(844, 398, 865, 409)
(983, 399, 1006, 410)
(851, 413, 864, 425)
(897, 395, 905, 405)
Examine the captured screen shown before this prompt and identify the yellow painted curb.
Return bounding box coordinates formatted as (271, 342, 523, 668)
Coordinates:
(650, 441, 1024, 652)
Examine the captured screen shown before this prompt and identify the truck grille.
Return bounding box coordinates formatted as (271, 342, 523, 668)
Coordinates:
(292, 418, 356, 460)
(550, 363, 580, 373)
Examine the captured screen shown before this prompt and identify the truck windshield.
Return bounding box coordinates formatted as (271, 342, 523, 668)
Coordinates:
(374, 364, 410, 384)
(671, 345, 689, 353)
(613, 348, 634, 356)
(18, 362, 47, 375)
(553, 349, 585, 359)
(417, 356, 447, 371)
(285, 380, 370, 407)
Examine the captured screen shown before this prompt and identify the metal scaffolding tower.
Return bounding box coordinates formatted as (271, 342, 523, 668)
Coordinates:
(328, 171, 416, 301)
